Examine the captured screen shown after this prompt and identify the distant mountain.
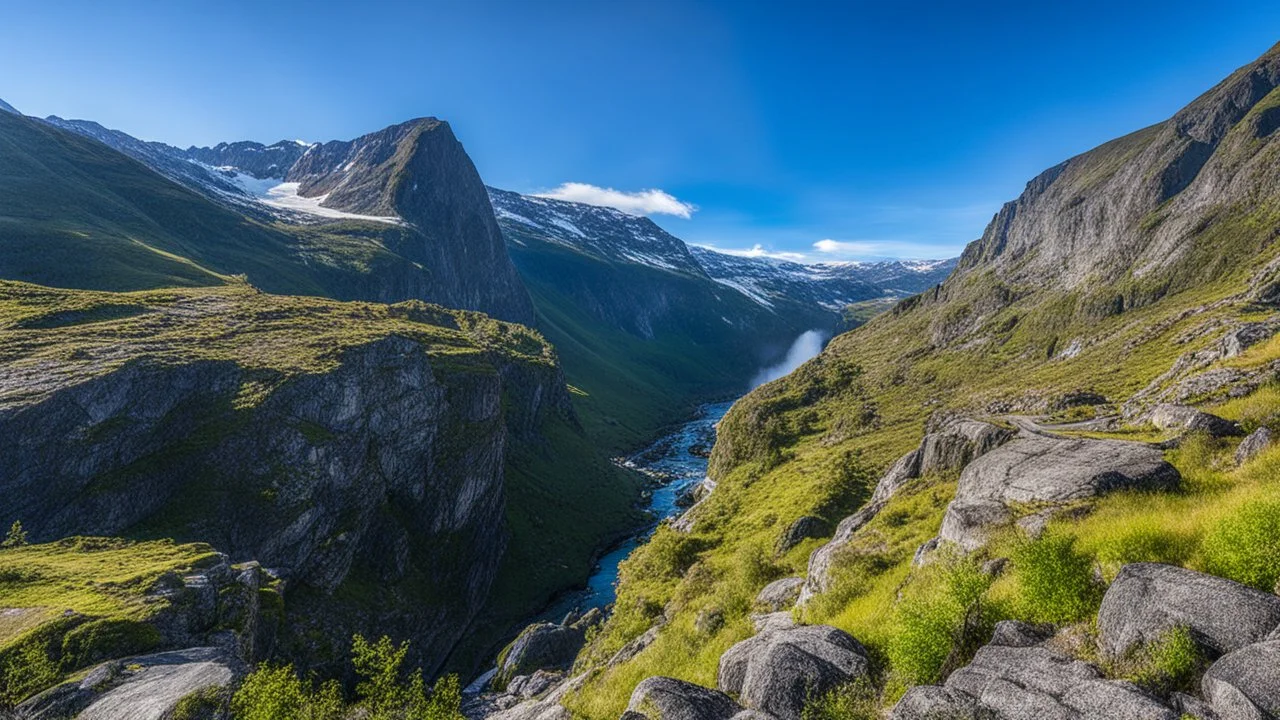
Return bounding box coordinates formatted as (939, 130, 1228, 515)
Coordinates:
(22, 112, 534, 323)
(490, 187, 708, 276)
(0, 97, 18, 115)
(687, 246, 954, 310)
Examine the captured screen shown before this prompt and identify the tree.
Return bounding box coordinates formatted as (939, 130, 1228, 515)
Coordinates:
(2, 521, 27, 548)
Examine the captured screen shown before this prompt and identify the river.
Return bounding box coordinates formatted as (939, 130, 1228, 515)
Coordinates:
(535, 401, 734, 623)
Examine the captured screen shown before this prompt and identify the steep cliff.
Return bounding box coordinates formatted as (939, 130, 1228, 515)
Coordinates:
(0, 280, 566, 677)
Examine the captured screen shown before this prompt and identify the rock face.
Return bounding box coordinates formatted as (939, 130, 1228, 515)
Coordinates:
(1201, 640, 1280, 719)
(936, 436, 1179, 551)
(892, 643, 1178, 720)
(17, 647, 243, 720)
(755, 578, 805, 612)
(1147, 404, 1241, 437)
(1236, 427, 1275, 464)
(498, 611, 601, 686)
(801, 419, 1014, 600)
(0, 291, 570, 678)
(626, 677, 742, 720)
(1097, 563, 1280, 661)
(717, 625, 870, 720)
(775, 517, 828, 555)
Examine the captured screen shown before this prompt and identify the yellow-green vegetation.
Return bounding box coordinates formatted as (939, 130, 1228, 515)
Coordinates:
(0, 280, 557, 406)
(0, 537, 220, 705)
(231, 635, 463, 720)
(563, 207, 1280, 716)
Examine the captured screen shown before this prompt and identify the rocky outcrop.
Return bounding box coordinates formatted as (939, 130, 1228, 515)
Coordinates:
(755, 578, 805, 612)
(1201, 640, 1280, 719)
(16, 647, 243, 720)
(626, 677, 742, 720)
(934, 436, 1179, 552)
(0, 290, 571, 679)
(774, 517, 827, 555)
(1096, 563, 1280, 661)
(717, 625, 870, 720)
(497, 611, 602, 687)
(1146, 404, 1241, 437)
(1236, 427, 1275, 464)
(892, 642, 1179, 720)
(800, 419, 1014, 600)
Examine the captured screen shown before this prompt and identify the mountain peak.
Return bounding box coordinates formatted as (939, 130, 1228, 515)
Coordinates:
(0, 98, 18, 115)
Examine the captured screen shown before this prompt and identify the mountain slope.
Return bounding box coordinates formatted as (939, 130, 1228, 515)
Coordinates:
(21, 112, 534, 324)
(562, 41, 1280, 719)
(490, 188, 843, 450)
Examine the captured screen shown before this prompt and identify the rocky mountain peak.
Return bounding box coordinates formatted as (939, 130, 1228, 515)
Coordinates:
(951, 42, 1280, 301)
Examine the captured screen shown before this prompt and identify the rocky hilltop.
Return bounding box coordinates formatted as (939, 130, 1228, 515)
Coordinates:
(0, 280, 566, 680)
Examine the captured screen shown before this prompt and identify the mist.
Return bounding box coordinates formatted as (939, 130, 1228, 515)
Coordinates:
(751, 329, 829, 387)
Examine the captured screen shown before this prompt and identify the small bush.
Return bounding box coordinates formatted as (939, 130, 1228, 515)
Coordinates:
(801, 677, 879, 720)
(1012, 532, 1102, 624)
(0, 636, 59, 707)
(887, 555, 993, 685)
(172, 686, 227, 720)
(1201, 499, 1280, 591)
(1127, 626, 1206, 696)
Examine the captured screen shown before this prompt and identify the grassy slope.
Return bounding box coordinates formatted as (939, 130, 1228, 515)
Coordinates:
(563, 93, 1280, 717)
(0, 111, 453, 304)
(0, 538, 223, 705)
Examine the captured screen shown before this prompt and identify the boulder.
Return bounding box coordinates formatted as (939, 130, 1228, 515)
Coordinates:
(1148, 404, 1241, 437)
(937, 499, 1012, 551)
(935, 436, 1178, 554)
(804, 419, 1014, 601)
(18, 647, 242, 720)
(1201, 640, 1280, 719)
(1220, 322, 1280, 358)
(718, 625, 869, 720)
(775, 516, 828, 555)
(626, 677, 742, 720)
(751, 612, 797, 634)
(918, 419, 1016, 476)
(1236, 427, 1274, 465)
(891, 643, 1179, 719)
(755, 578, 805, 612)
(988, 620, 1053, 648)
(1097, 564, 1280, 661)
(499, 622, 587, 683)
(507, 670, 564, 699)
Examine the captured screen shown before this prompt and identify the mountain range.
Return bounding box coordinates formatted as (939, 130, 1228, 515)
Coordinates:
(7, 36, 1274, 720)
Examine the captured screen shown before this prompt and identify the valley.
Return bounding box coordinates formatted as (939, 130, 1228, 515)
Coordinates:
(1, 21, 1279, 720)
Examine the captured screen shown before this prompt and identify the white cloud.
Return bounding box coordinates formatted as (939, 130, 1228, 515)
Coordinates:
(535, 182, 696, 218)
(696, 243, 809, 262)
(813, 238, 960, 260)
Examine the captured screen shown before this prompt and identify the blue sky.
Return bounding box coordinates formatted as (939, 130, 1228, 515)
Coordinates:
(2, 1, 1279, 261)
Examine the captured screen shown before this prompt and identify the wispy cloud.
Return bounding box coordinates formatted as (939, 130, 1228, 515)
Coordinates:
(813, 238, 961, 260)
(535, 182, 696, 218)
(695, 243, 809, 262)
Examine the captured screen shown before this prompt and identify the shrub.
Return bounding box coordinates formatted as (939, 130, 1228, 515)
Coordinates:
(1201, 499, 1280, 591)
(801, 677, 879, 720)
(2, 520, 27, 548)
(0, 635, 59, 707)
(1127, 626, 1206, 695)
(887, 555, 993, 685)
(1012, 532, 1102, 624)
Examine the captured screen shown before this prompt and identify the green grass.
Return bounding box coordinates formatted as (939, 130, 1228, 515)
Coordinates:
(0, 537, 220, 705)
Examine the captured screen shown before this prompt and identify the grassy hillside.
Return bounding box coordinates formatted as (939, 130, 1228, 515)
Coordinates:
(562, 45, 1280, 717)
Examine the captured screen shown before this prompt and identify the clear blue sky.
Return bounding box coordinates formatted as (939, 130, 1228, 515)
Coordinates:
(2, 0, 1279, 261)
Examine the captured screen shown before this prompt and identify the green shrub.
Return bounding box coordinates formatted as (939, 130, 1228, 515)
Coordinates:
(172, 686, 227, 720)
(1127, 626, 1206, 695)
(60, 618, 161, 669)
(1201, 499, 1280, 591)
(887, 555, 993, 685)
(0, 635, 59, 707)
(1012, 532, 1102, 624)
(801, 677, 879, 720)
